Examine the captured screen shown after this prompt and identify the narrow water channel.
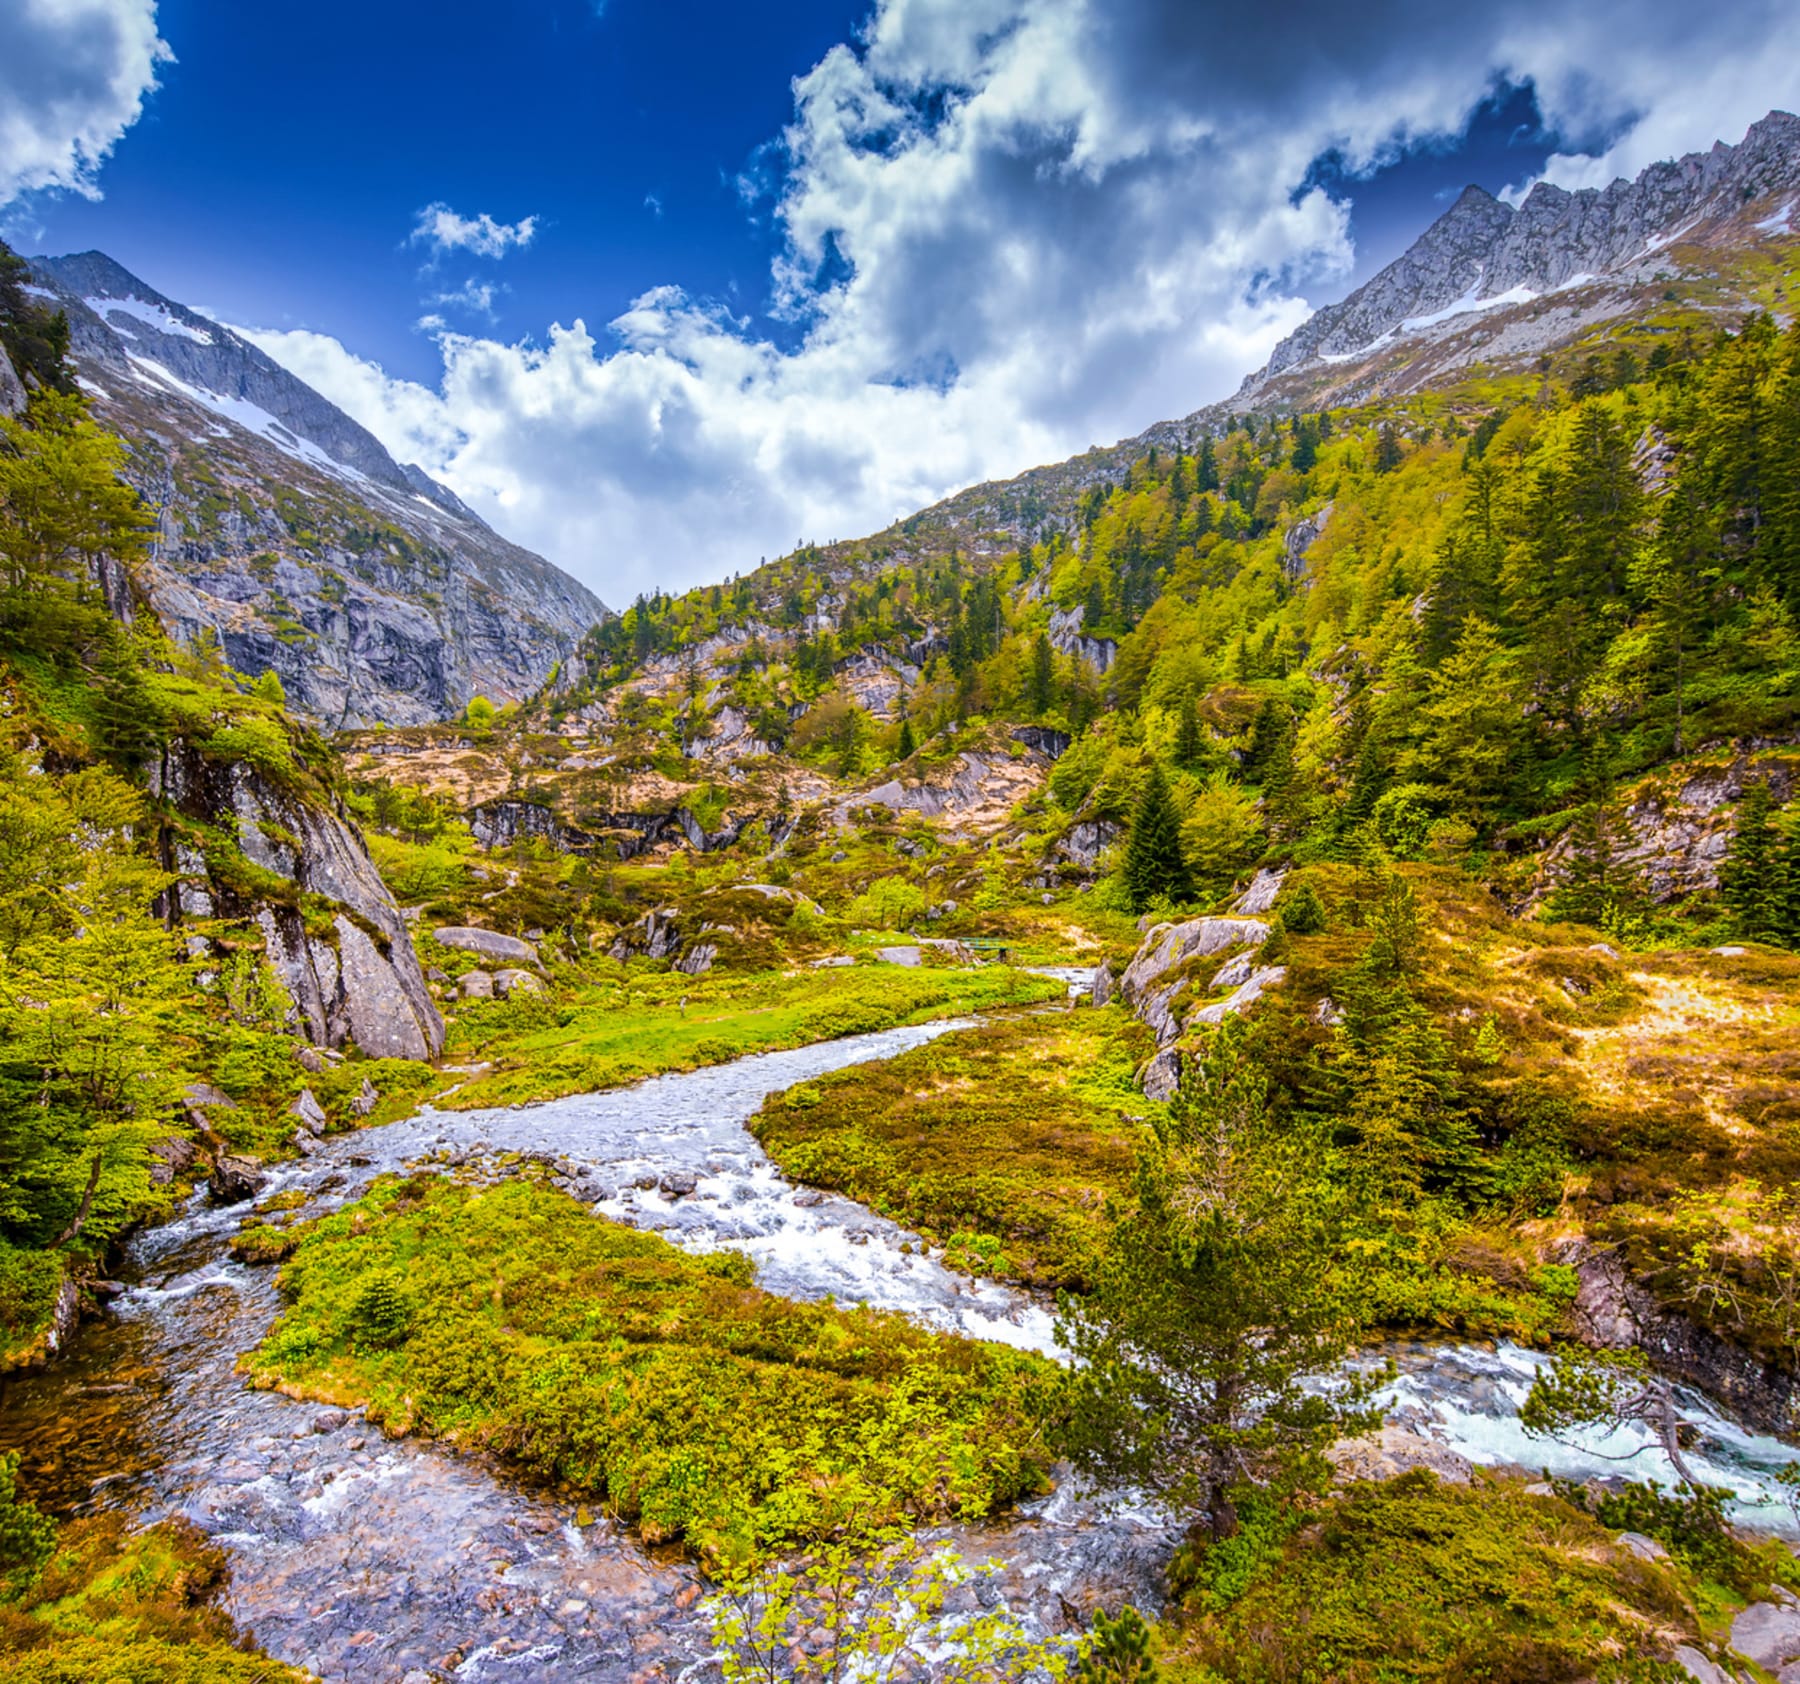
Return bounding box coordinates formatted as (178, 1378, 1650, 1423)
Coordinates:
(1, 1018, 1794, 1683)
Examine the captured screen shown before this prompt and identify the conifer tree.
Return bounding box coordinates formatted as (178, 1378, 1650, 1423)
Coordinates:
(1174, 694, 1203, 767)
(1028, 631, 1054, 716)
(1720, 781, 1795, 944)
(1058, 1020, 1374, 1541)
(1122, 763, 1192, 912)
(895, 717, 916, 761)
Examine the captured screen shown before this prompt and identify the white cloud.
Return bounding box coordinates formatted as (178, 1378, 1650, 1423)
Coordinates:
(426, 277, 504, 319)
(410, 203, 539, 260)
(0, 0, 171, 206)
(249, 0, 1800, 606)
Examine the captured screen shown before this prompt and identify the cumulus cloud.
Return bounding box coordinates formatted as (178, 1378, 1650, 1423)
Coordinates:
(410, 203, 539, 260)
(252, 0, 1800, 604)
(0, 0, 171, 206)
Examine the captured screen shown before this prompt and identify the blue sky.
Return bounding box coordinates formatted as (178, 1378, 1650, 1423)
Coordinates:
(4, 0, 1795, 600)
(20, 3, 1558, 386)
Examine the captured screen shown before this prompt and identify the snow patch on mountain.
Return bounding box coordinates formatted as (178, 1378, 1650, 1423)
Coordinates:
(86, 294, 214, 346)
(124, 353, 364, 481)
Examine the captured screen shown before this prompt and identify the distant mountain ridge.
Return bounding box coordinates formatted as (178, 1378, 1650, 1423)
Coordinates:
(1247, 108, 1800, 391)
(859, 110, 1800, 564)
(25, 251, 608, 728)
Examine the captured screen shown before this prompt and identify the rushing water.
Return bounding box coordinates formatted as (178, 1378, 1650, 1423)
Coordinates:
(1, 1017, 1795, 1682)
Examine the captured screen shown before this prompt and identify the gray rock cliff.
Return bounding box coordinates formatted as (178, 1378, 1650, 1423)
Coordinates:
(25, 252, 609, 727)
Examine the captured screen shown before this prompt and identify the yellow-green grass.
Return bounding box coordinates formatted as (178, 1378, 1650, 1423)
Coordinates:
(243, 1173, 1059, 1562)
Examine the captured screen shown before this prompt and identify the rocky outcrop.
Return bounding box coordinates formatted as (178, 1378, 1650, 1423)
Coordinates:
(1232, 865, 1289, 916)
(1280, 505, 1332, 581)
(1047, 605, 1117, 673)
(468, 801, 596, 855)
(0, 343, 25, 418)
(1562, 1239, 1800, 1435)
(1534, 756, 1796, 906)
(1010, 725, 1070, 760)
(152, 743, 443, 1062)
(28, 251, 607, 726)
(844, 745, 1049, 836)
(1251, 112, 1800, 388)
(1119, 916, 1272, 1046)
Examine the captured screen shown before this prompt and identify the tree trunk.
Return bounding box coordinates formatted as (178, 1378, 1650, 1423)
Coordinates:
(53, 1152, 104, 1249)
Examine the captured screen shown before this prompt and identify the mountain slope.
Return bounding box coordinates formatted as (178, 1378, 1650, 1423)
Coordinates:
(856, 110, 1800, 564)
(26, 252, 607, 727)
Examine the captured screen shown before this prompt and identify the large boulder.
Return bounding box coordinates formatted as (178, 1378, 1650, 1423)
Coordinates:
(433, 925, 539, 966)
(1119, 916, 1270, 1045)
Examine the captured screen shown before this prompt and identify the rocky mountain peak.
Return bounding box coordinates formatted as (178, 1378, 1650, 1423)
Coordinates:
(24, 249, 610, 727)
(1249, 109, 1800, 391)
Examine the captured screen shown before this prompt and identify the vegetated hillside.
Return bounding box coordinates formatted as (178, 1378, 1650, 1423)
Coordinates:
(0, 268, 450, 1381)
(22, 249, 607, 728)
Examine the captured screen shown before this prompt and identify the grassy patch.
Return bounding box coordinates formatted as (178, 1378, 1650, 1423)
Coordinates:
(754, 1004, 1153, 1288)
(1166, 1471, 1701, 1683)
(439, 963, 1064, 1108)
(0, 1512, 312, 1684)
(242, 1174, 1059, 1561)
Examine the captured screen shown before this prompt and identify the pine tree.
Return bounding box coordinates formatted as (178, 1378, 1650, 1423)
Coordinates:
(1122, 763, 1192, 913)
(1174, 694, 1203, 767)
(1058, 1020, 1374, 1541)
(1029, 631, 1054, 715)
(1720, 781, 1790, 943)
(895, 717, 916, 761)
(1375, 422, 1403, 474)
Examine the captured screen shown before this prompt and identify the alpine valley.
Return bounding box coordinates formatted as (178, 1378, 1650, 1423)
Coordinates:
(2, 98, 1800, 1684)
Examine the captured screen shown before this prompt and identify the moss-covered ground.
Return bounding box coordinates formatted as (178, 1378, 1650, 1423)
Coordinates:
(434, 961, 1065, 1108)
(1157, 1468, 1790, 1684)
(0, 1511, 313, 1684)
(242, 1172, 1059, 1562)
(754, 1003, 1152, 1289)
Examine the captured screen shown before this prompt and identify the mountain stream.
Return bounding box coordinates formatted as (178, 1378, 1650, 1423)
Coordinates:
(2, 1019, 1796, 1682)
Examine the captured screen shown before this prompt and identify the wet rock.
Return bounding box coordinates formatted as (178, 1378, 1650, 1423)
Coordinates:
(291, 1088, 328, 1135)
(458, 970, 496, 1000)
(433, 926, 539, 966)
(659, 1172, 698, 1198)
(148, 1135, 200, 1187)
(312, 1410, 350, 1434)
(1090, 961, 1115, 1009)
(792, 1189, 826, 1208)
(209, 1155, 269, 1204)
(1329, 1425, 1473, 1485)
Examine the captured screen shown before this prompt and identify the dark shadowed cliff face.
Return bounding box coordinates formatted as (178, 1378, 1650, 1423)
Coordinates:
(25, 252, 608, 728)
